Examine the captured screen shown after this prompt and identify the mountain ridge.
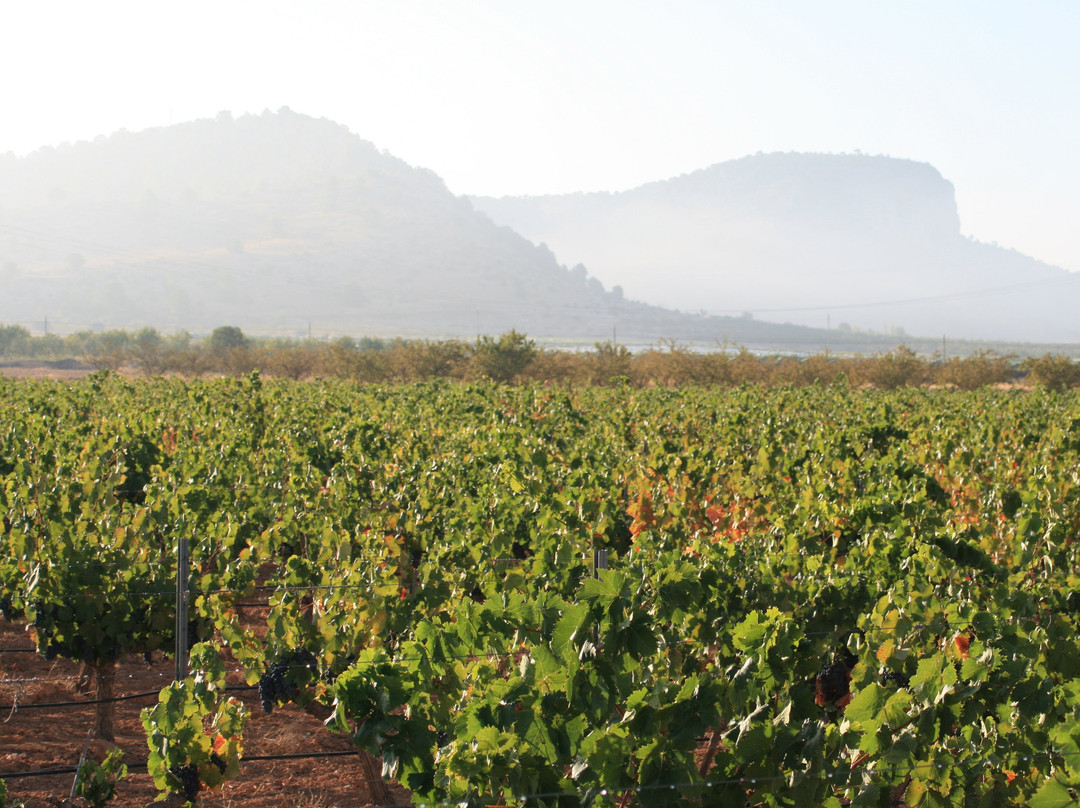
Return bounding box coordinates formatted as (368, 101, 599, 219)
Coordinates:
(0, 111, 820, 346)
(470, 152, 1078, 342)
(1, 112, 1074, 347)
(0, 111, 607, 335)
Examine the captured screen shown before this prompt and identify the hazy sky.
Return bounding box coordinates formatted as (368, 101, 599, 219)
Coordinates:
(4, 1, 1078, 271)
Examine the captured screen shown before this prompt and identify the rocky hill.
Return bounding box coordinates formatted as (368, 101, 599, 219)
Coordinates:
(0, 110, 665, 340)
(4, 114, 1072, 348)
(472, 153, 1080, 343)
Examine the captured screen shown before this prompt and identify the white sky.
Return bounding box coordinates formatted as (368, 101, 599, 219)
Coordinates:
(3, 0, 1078, 271)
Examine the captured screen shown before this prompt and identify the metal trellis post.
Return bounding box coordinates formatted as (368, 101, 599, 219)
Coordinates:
(175, 537, 189, 682)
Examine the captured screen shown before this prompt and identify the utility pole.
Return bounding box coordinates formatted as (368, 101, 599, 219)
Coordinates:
(942, 335, 947, 362)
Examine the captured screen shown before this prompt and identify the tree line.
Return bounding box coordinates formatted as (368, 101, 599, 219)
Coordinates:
(2, 323, 1080, 390)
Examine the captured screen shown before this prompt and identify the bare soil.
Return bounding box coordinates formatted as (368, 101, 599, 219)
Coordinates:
(0, 618, 410, 808)
(5, 357, 398, 806)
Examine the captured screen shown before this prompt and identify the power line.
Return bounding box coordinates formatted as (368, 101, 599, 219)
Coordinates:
(705, 269, 1080, 316)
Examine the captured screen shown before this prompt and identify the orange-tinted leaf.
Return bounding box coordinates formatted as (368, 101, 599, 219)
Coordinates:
(954, 635, 970, 658)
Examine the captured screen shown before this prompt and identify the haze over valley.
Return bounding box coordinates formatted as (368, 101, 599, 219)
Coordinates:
(473, 153, 1080, 343)
(1, 110, 1077, 349)
(0, 112, 633, 340)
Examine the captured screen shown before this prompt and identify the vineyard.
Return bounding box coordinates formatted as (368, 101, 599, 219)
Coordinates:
(2, 372, 1080, 807)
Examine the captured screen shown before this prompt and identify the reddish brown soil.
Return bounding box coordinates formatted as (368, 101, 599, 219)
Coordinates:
(4, 359, 390, 806)
(0, 619, 410, 808)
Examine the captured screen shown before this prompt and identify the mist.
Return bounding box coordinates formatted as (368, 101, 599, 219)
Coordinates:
(472, 152, 1080, 343)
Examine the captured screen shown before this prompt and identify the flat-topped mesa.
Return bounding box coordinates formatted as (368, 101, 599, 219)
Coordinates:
(471, 151, 1080, 343)
(652, 152, 962, 239)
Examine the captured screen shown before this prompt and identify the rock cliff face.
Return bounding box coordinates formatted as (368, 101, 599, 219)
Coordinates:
(473, 152, 961, 258)
(472, 153, 1080, 343)
(637, 153, 962, 238)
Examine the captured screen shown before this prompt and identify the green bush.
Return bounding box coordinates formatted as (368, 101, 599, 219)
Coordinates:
(1021, 353, 1080, 392)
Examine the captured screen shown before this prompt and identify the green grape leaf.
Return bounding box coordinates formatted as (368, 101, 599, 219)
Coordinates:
(1027, 779, 1076, 808)
(845, 682, 888, 725)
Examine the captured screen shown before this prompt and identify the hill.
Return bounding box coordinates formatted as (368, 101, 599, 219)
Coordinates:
(0, 110, 604, 338)
(471, 153, 1080, 343)
(0, 110, 846, 348)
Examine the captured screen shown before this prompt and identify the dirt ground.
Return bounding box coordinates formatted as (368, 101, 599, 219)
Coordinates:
(0, 362, 417, 806)
(0, 618, 410, 808)
(2, 359, 388, 806)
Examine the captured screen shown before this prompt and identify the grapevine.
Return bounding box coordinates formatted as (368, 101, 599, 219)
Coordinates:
(257, 648, 318, 713)
(1, 378, 1079, 806)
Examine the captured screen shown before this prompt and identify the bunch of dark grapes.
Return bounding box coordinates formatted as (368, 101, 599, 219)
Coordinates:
(814, 662, 853, 707)
(31, 601, 120, 663)
(0, 596, 15, 621)
(815, 647, 858, 708)
(31, 601, 47, 631)
(321, 655, 356, 685)
(258, 648, 318, 713)
(880, 670, 911, 688)
(41, 634, 105, 664)
(169, 763, 200, 802)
